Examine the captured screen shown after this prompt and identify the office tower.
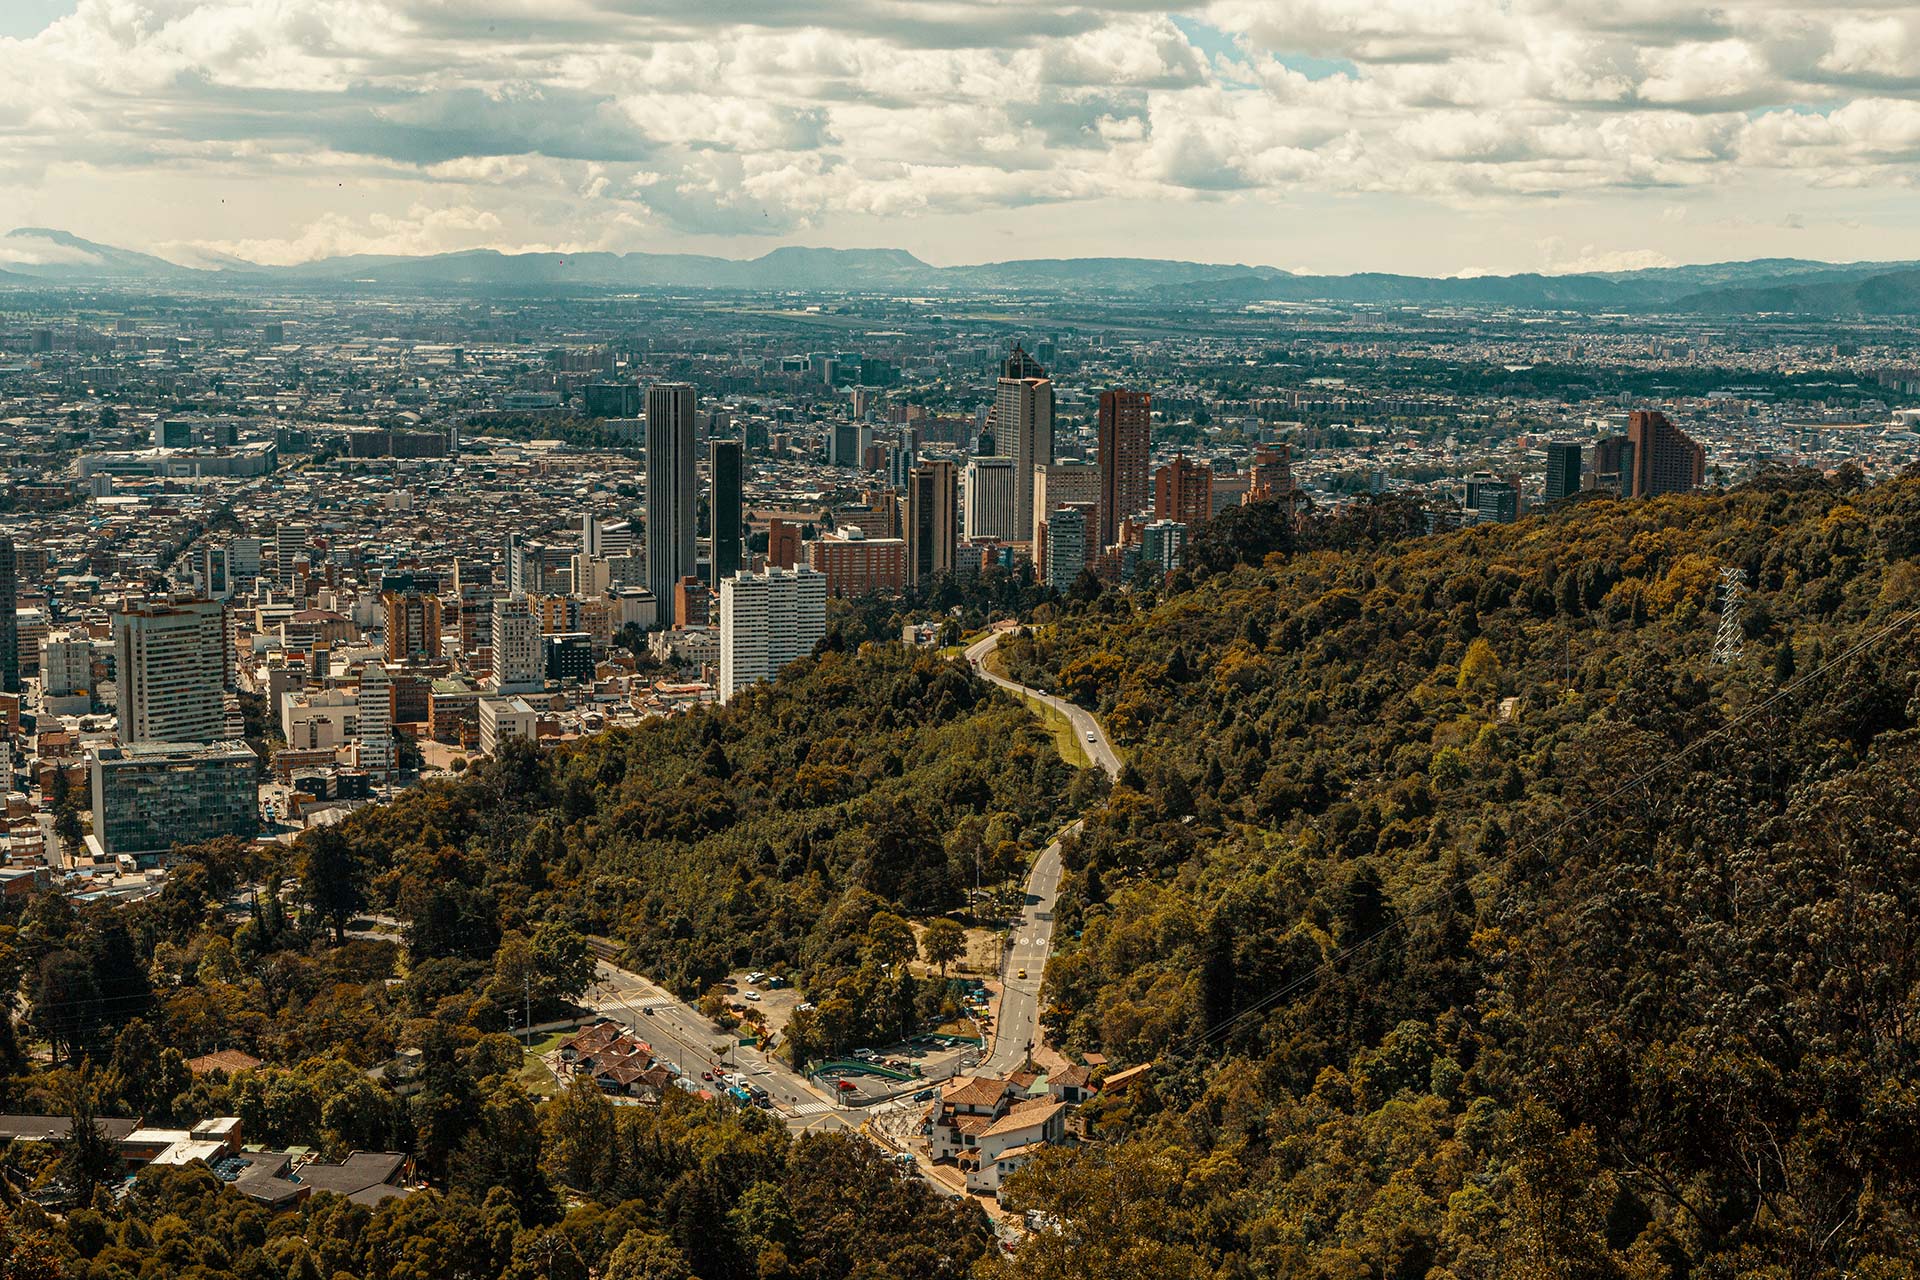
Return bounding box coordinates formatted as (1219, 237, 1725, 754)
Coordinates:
(963, 456, 1017, 541)
(1154, 455, 1214, 528)
(1473, 481, 1519, 524)
(0, 535, 14, 695)
(993, 345, 1054, 543)
(490, 597, 544, 693)
(275, 524, 309, 585)
(1044, 507, 1088, 589)
(884, 442, 916, 492)
(718, 567, 827, 702)
(582, 513, 633, 560)
(804, 529, 908, 598)
(230, 536, 263, 583)
(1544, 442, 1583, 502)
(710, 438, 745, 586)
(1032, 460, 1101, 551)
(675, 575, 713, 628)
(1592, 435, 1634, 495)
(89, 740, 257, 856)
(1140, 520, 1189, 574)
(112, 599, 229, 744)
(906, 459, 959, 587)
(357, 662, 395, 774)
(582, 383, 641, 418)
(542, 633, 595, 684)
(1097, 390, 1151, 549)
(829, 420, 871, 468)
(1626, 410, 1706, 498)
(201, 545, 233, 601)
(646, 382, 698, 605)
(383, 590, 443, 662)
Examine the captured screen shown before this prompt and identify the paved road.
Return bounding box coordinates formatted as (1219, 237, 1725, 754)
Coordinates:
(964, 629, 1121, 1075)
(586, 960, 844, 1130)
(966, 630, 1122, 780)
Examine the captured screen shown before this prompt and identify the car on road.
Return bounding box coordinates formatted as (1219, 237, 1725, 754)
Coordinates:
(701, 1071, 713, 1081)
(1017, 968, 1027, 979)
(913, 1088, 936, 1102)
(1086, 731, 1097, 741)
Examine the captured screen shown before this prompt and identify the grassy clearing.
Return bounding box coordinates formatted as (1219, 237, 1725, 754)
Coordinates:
(1013, 688, 1092, 770)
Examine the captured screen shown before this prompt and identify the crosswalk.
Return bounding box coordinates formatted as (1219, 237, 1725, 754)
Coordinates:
(789, 1101, 836, 1116)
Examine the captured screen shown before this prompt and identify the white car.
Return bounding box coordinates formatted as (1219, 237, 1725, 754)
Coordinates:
(744, 991, 761, 1001)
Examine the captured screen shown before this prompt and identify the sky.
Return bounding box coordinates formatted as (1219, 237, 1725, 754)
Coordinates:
(1, 0, 1918, 276)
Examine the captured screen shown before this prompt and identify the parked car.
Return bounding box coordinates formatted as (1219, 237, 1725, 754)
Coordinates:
(743, 991, 761, 1002)
(837, 1079, 858, 1092)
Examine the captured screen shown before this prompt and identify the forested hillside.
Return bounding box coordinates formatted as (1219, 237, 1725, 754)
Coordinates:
(988, 469, 1920, 1277)
(0, 646, 1088, 1280)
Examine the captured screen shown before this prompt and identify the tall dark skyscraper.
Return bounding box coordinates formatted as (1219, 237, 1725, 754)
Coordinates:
(1544, 441, 1583, 502)
(1097, 389, 1151, 550)
(1627, 410, 1706, 498)
(906, 458, 959, 586)
(646, 382, 698, 606)
(0, 536, 15, 695)
(709, 438, 744, 587)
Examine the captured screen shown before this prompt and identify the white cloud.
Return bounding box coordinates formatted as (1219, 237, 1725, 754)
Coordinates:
(0, 0, 1918, 268)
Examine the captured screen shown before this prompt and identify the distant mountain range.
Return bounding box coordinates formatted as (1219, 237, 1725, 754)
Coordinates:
(3, 225, 1919, 315)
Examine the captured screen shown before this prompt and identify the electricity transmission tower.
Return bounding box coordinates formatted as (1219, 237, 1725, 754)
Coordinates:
(1711, 566, 1747, 665)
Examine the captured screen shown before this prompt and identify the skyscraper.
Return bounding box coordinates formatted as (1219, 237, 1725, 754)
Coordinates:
(1097, 390, 1151, 550)
(1043, 506, 1088, 590)
(906, 459, 959, 587)
(1154, 455, 1214, 528)
(0, 535, 15, 696)
(963, 457, 1017, 541)
(112, 599, 229, 744)
(1033, 460, 1101, 552)
(646, 382, 698, 605)
(1544, 442, 1583, 502)
(993, 345, 1054, 544)
(710, 438, 745, 587)
(1626, 410, 1706, 498)
(719, 567, 828, 702)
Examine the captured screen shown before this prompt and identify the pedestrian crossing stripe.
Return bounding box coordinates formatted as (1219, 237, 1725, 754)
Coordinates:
(789, 1101, 834, 1116)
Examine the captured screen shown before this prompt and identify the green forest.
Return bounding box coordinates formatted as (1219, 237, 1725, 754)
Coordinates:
(4, 467, 1920, 1278)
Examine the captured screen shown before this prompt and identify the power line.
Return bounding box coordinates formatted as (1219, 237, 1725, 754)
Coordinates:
(1168, 599, 1920, 1061)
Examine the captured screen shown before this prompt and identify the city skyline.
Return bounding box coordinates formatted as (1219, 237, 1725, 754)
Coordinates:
(3, 2, 1920, 277)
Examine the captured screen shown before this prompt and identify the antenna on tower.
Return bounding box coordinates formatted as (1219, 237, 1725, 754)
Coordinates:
(1711, 566, 1747, 665)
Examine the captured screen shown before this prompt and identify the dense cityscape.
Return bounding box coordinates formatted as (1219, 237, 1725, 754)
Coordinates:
(5, 0, 1920, 1270)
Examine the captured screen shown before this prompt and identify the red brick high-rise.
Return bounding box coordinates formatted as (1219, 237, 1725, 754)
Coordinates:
(1154, 455, 1213, 528)
(1097, 390, 1150, 550)
(1626, 410, 1705, 498)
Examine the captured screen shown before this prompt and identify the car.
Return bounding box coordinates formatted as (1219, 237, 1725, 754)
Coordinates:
(743, 991, 761, 1001)
(837, 1079, 858, 1092)
(1086, 731, 1097, 741)
(1017, 968, 1027, 979)
(913, 1088, 936, 1102)
(796, 1001, 816, 1013)
(643, 1007, 654, 1017)
(701, 1071, 713, 1081)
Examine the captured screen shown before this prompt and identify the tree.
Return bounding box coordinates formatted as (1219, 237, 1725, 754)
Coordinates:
(920, 917, 967, 976)
(297, 826, 365, 944)
(863, 912, 918, 968)
(62, 1061, 120, 1206)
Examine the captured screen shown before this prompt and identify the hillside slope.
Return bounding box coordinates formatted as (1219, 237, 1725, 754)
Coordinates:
(989, 472, 1920, 1277)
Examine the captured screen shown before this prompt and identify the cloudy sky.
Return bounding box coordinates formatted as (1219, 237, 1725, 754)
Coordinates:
(1, 0, 1918, 275)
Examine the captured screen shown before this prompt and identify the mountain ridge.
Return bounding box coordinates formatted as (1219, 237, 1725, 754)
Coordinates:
(2, 225, 1917, 312)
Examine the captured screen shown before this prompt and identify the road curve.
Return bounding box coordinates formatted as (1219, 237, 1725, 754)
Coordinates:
(963, 628, 1120, 1075)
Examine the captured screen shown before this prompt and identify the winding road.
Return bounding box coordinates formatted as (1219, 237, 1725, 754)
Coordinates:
(964, 628, 1121, 1075)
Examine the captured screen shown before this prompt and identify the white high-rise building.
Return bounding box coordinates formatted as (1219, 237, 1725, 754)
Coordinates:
(993, 348, 1054, 544)
(1032, 460, 1101, 550)
(582, 513, 633, 559)
(275, 524, 309, 584)
(491, 597, 544, 693)
(356, 662, 395, 775)
(963, 456, 1017, 541)
(646, 382, 698, 605)
(571, 553, 611, 599)
(718, 567, 827, 702)
(40, 632, 93, 697)
(1044, 506, 1088, 589)
(112, 599, 229, 744)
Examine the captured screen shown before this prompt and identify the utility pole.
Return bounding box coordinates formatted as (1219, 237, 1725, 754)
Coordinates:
(523, 975, 532, 1046)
